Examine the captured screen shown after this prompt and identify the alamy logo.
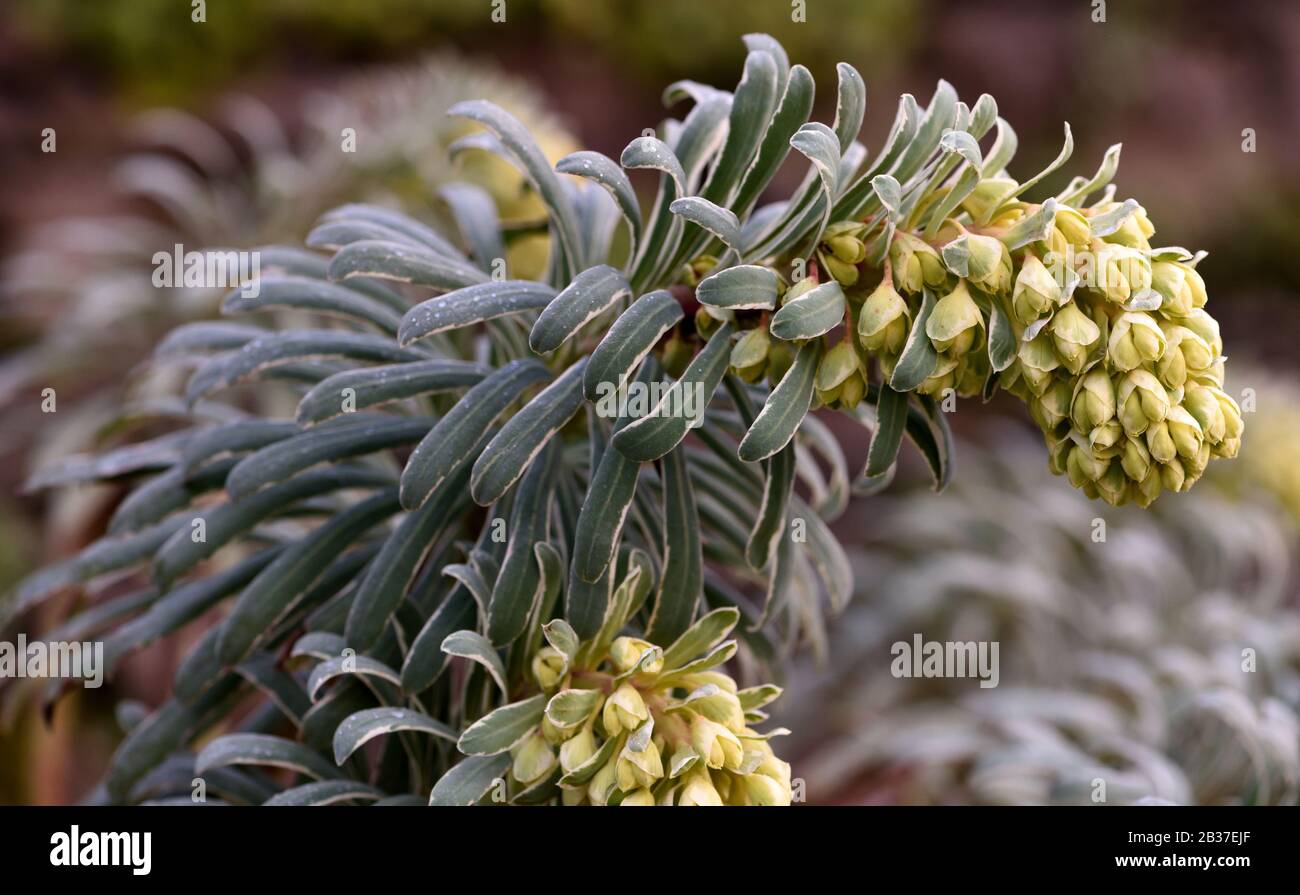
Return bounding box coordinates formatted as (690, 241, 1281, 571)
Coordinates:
(50, 826, 151, 875)
(152, 243, 260, 298)
(0, 635, 104, 688)
(592, 374, 706, 426)
(890, 634, 1000, 688)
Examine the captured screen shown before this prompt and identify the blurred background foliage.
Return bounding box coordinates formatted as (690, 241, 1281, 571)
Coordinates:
(0, 0, 1297, 803)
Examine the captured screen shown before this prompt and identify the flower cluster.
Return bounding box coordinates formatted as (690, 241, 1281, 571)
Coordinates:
(722, 163, 1241, 506)
(513, 609, 793, 806)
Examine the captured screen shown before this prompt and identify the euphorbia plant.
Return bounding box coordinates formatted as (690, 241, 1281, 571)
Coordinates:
(5, 34, 1237, 806)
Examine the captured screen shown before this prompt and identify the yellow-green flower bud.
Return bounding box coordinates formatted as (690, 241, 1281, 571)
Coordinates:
(1164, 404, 1204, 459)
(677, 767, 724, 806)
(532, 646, 566, 691)
(926, 280, 983, 356)
(858, 276, 911, 354)
(620, 788, 655, 806)
(765, 340, 795, 385)
(729, 327, 771, 383)
(1090, 420, 1125, 458)
(609, 636, 662, 675)
(602, 683, 649, 736)
(782, 276, 818, 306)
(820, 252, 860, 286)
(1212, 388, 1244, 440)
(816, 339, 863, 408)
(1011, 252, 1062, 324)
(559, 724, 597, 773)
(1030, 378, 1073, 433)
(1183, 385, 1227, 444)
(1089, 242, 1151, 303)
(694, 306, 724, 339)
(661, 331, 693, 378)
(616, 739, 664, 791)
(1121, 435, 1152, 481)
(511, 730, 557, 784)
(1179, 309, 1222, 358)
(741, 770, 792, 806)
(1150, 260, 1206, 316)
(1053, 207, 1093, 248)
(1133, 467, 1163, 507)
(1096, 461, 1129, 506)
(691, 716, 744, 770)
(1144, 420, 1177, 464)
(1071, 366, 1116, 432)
(962, 232, 1013, 293)
(1107, 311, 1167, 372)
(587, 754, 620, 805)
(1160, 457, 1187, 492)
(889, 231, 946, 293)
(960, 176, 1017, 221)
(1103, 202, 1155, 249)
(1066, 444, 1108, 487)
(1117, 368, 1170, 436)
(1049, 301, 1101, 375)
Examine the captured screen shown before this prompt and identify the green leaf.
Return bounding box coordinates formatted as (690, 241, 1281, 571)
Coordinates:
(448, 100, 584, 282)
(225, 415, 424, 499)
(986, 295, 1018, 374)
(865, 384, 910, 477)
(332, 707, 457, 765)
(557, 734, 621, 788)
(610, 321, 735, 462)
(486, 444, 558, 645)
(731, 64, 815, 216)
(296, 360, 488, 425)
(584, 290, 683, 401)
(153, 464, 391, 587)
(746, 441, 795, 569)
(306, 654, 402, 702)
(472, 362, 585, 506)
(645, 446, 702, 645)
(179, 419, 298, 472)
(400, 359, 550, 510)
(669, 197, 741, 249)
(439, 182, 505, 274)
(738, 339, 820, 462)
(344, 467, 469, 650)
(196, 733, 342, 781)
(769, 280, 844, 341)
(571, 438, 641, 583)
(186, 330, 423, 404)
(457, 694, 547, 755)
(832, 62, 866, 152)
(556, 151, 643, 260)
(155, 322, 266, 358)
(401, 586, 477, 693)
(316, 203, 464, 258)
(792, 495, 853, 612)
(661, 606, 740, 671)
(222, 275, 402, 334)
(263, 780, 386, 806)
(440, 631, 508, 694)
(428, 753, 511, 806)
(701, 49, 780, 206)
(107, 457, 236, 534)
(328, 239, 487, 291)
(529, 264, 632, 354)
(398, 281, 556, 345)
(889, 288, 939, 391)
(544, 689, 603, 730)
(216, 488, 400, 665)
(695, 265, 779, 311)
(1057, 143, 1123, 207)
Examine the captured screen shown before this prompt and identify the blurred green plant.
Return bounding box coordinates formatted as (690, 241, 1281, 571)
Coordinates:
(779, 430, 1299, 805)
